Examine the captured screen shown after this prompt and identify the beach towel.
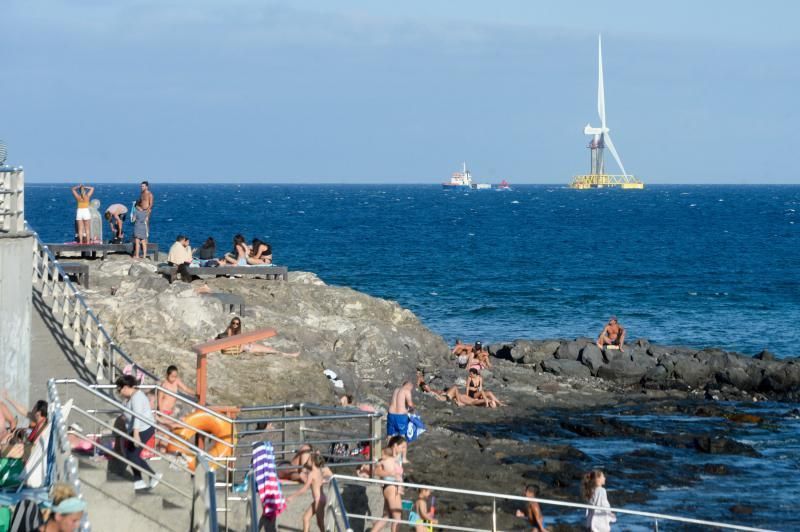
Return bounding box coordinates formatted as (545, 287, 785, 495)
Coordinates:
(252, 441, 286, 520)
(406, 413, 426, 442)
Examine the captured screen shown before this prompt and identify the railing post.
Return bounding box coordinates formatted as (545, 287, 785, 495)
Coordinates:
(298, 404, 305, 445)
(491, 497, 497, 532)
(370, 414, 381, 479)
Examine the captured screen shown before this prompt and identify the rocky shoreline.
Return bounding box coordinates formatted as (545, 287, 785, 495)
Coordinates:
(60, 256, 800, 527)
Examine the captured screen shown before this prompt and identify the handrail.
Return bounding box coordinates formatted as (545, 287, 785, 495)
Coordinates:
(46, 379, 91, 532)
(332, 475, 776, 532)
(30, 228, 158, 384)
(0, 167, 24, 234)
(53, 379, 226, 469)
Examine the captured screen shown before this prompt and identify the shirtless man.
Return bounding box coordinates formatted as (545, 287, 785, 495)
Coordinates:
(451, 339, 473, 358)
(157, 366, 194, 426)
(138, 180, 153, 236)
(387, 381, 414, 437)
(516, 485, 548, 532)
(596, 316, 626, 352)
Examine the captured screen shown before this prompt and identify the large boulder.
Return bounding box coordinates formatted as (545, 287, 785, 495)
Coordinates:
(596, 358, 648, 384)
(541, 359, 591, 378)
(554, 341, 581, 361)
(579, 344, 604, 374)
(672, 357, 713, 387)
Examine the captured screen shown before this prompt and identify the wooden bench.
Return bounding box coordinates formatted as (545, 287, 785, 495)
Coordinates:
(157, 264, 288, 283)
(202, 293, 246, 316)
(46, 242, 159, 261)
(191, 328, 277, 405)
(60, 262, 90, 288)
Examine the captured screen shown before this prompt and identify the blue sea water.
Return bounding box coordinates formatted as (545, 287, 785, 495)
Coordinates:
(25, 183, 800, 357)
(24, 183, 800, 527)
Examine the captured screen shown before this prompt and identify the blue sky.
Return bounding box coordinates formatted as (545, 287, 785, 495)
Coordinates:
(2, 1, 799, 183)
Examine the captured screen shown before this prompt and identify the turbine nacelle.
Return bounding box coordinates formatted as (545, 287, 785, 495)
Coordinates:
(583, 124, 606, 136)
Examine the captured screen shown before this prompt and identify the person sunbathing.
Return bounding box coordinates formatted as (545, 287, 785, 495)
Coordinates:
(216, 317, 300, 357)
(466, 342, 492, 372)
(465, 368, 504, 408)
(415, 371, 447, 402)
(596, 315, 626, 352)
(247, 238, 273, 265)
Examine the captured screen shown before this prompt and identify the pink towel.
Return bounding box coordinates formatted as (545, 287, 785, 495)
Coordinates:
(253, 441, 286, 520)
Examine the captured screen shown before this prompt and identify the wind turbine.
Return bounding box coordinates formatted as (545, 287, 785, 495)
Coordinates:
(583, 35, 628, 177)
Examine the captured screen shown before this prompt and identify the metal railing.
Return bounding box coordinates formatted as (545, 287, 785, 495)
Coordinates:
(46, 378, 91, 532)
(331, 475, 776, 532)
(0, 167, 24, 233)
(31, 230, 158, 385)
(52, 379, 219, 530)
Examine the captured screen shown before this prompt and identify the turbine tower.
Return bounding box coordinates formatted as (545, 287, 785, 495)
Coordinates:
(570, 35, 643, 189)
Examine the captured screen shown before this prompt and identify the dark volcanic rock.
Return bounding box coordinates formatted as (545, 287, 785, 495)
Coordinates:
(579, 344, 604, 374)
(754, 350, 775, 361)
(693, 436, 759, 456)
(596, 358, 648, 384)
(554, 341, 581, 361)
(542, 359, 591, 378)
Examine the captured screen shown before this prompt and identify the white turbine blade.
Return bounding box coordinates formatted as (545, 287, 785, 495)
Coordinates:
(597, 35, 606, 129)
(604, 133, 627, 176)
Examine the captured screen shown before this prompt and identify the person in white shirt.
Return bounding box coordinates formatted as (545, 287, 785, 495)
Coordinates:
(115, 375, 161, 491)
(167, 234, 198, 283)
(582, 470, 616, 532)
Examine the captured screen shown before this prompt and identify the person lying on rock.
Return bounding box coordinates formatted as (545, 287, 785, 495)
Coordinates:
(216, 317, 300, 357)
(596, 315, 626, 352)
(451, 339, 473, 358)
(466, 368, 504, 408)
(416, 371, 447, 402)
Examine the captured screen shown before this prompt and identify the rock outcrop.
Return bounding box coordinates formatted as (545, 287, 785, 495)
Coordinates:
(489, 338, 800, 401)
(78, 257, 450, 406)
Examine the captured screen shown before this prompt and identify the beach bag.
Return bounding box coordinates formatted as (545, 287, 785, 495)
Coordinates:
(406, 413, 426, 442)
(221, 344, 242, 356)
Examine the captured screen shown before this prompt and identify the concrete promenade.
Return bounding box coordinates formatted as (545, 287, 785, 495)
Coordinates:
(29, 288, 94, 401)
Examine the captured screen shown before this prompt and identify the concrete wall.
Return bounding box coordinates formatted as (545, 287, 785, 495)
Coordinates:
(0, 232, 33, 406)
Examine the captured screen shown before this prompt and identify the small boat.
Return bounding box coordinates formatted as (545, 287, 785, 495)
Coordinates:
(495, 179, 512, 191)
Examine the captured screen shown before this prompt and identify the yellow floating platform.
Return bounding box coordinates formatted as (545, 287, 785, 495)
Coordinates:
(569, 174, 644, 190)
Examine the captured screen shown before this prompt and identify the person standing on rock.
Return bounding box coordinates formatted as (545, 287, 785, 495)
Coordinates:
(387, 381, 425, 461)
(582, 470, 616, 532)
(596, 316, 626, 352)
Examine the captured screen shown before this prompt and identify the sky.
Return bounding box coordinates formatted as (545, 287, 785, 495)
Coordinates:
(2, 1, 799, 184)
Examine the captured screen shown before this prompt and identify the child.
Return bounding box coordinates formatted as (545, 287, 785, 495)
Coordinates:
(409, 488, 438, 532)
(515, 485, 548, 532)
(157, 365, 194, 422)
(582, 470, 616, 532)
(370, 436, 406, 532)
(286, 452, 327, 532)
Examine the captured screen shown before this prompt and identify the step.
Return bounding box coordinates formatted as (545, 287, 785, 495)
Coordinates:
(77, 455, 193, 531)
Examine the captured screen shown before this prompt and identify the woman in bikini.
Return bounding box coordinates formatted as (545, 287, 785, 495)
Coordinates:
(466, 368, 504, 408)
(247, 238, 273, 265)
(371, 436, 406, 532)
(216, 317, 299, 357)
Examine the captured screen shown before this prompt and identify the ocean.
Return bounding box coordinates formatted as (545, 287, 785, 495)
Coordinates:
(24, 183, 800, 527)
(26, 183, 800, 357)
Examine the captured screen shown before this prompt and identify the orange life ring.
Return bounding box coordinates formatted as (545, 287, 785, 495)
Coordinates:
(165, 410, 235, 471)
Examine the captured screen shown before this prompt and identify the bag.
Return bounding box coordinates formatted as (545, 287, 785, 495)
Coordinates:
(221, 345, 242, 356)
(327, 442, 350, 464)
(406, 413, 426, 442)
